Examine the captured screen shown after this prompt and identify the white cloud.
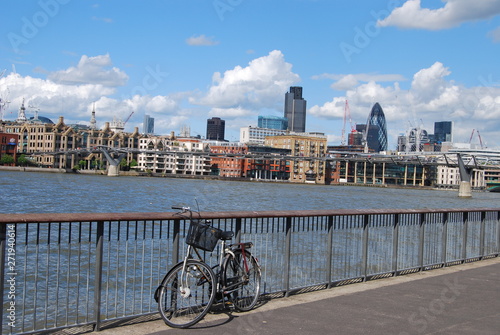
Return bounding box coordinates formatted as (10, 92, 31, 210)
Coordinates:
(309, 97, 346, 119)
(377, 0, 500, 30)
(0, 55, 180, 132)
(192, 50, 300, 116)
(313, 73, 406, 91)
(48, 54, 128, 86)
(309, 62, 500, 147)
(208, 106, 252, 118)
(185, 35, 220, 46)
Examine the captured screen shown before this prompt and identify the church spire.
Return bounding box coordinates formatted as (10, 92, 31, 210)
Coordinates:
(17, 98, 27, 122)
(90, 102, 97, 130)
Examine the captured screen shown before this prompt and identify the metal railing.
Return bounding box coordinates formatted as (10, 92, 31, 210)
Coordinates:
(1, 208, 499, 334)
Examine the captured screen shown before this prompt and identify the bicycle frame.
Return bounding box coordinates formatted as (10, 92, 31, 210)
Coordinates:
(181, 238, 251, 296)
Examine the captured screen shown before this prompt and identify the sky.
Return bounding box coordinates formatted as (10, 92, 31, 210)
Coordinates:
(1, 0, 500, 149)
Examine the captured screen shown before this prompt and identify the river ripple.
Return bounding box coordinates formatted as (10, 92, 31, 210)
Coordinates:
(1, 170, 499, 214)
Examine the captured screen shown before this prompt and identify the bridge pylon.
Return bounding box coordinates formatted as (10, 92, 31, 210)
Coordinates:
(99, 147, 125, 177)
(457, 153, 472, 198)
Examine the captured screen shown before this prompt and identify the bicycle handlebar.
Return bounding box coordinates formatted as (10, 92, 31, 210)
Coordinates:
(172, 206, 191, 211)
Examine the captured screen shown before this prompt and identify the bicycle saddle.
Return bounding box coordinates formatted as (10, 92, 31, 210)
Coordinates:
(220, 231, 234, 240)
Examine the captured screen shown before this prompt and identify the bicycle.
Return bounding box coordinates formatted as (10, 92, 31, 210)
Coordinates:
(154, 206, 262, 328)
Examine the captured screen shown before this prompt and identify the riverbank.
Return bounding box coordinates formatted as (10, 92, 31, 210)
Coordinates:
(0, 165, 486, 192)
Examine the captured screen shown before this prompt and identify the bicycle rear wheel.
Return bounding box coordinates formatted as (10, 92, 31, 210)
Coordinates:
(223, 250, 261, 311)
(157, 260, 216, 328)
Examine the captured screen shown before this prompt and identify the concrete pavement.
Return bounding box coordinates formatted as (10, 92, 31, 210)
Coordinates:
(97, 257, 500, 335)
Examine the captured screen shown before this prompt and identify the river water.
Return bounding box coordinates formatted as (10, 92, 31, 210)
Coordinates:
(1, 170, 499, 214)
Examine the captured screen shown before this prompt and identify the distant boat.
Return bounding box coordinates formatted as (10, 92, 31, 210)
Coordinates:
(486, 182, 500, 192)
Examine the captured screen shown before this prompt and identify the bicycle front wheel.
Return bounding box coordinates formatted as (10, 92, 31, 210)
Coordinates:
(223, 250, 261, 312)
(157, 260, 216, 328)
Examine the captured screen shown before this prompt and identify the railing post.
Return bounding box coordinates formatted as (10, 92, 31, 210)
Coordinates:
(326, 216, 334, 288)
(418, 213, 425, 271)
(171, 219, 181, 267)
(0, 223, 6, 335)
(284, 217, 292, 297)
(497, 211, 500, 256)
(392, 214, 399, 276)
(442, 212, 448, 267)
(479, 211, 486, 259)
(93, 221, 104, 332)
(362, 214, 369, 281)
(235, 218, 242, 245)
(462, 212, 469, 263)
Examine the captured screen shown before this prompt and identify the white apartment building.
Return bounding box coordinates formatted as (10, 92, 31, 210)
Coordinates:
(240, 126, 286, 144)
(435, 165, 485, 188)
(137, 136, 211, 175)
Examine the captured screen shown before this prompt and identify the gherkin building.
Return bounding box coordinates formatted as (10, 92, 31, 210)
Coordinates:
(366, 102, 388, 152)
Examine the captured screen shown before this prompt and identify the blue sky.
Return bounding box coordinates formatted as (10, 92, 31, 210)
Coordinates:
(1, 0, 500, 148)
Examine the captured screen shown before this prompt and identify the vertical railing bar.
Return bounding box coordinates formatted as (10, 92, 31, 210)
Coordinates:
(65, 222, 72, 326)
(497, 211, 500, 256)
(362, 214, 369, 281)
(284, 216, 292, 297)
(22, 224, 29, 331)
(93, 220, 105, 332)
(55, 223, 62, 328)
(85, 222, 93, 324)
(132, 221, 139, 316)
(326, 216, 333, 288)
(140, 221, 147, 315)
(105, 221, 112, 319)
(171, 219, 181, 270)
(75, 222, 82, 325)
(392, 213, 399, 275)
(114, 222, 121, 318)
(479, 211, 486, 259)
(418, 213, 425, 271)
(462, 212, 469, 263)
(442, 212, 448, 267)
(44, 223, 51, 329)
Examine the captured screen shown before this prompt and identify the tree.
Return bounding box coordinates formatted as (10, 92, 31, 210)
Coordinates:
(0, 155, 14, 165)
(17, 154, 33, 167)
(78, 160, 86, 169)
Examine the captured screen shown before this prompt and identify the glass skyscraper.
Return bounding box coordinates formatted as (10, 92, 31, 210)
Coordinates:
(434, 121, 452, 143)
(258, 116, 288, 130)
(143, 114, 154, 134)
(366, 102, 388, 152)
(284, 86, 306, 132)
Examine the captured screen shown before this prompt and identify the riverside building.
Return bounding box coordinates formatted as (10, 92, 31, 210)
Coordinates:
(265, 133, 327, 184)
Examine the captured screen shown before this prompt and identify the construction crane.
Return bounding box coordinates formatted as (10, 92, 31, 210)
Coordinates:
(123, 111, 134, 126)
(341, 100, 356, 146)
(469, 129, 484, 149)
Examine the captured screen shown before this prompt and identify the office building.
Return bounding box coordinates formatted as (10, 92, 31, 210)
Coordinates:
(240, 126, 286, 144)
(364, 102, 388, 152)
(206, 117, 225, 141)
(284, 86, 306, 132)
(434, 121, 452, 143)
(258, 116, 288, 130)
(143, 114, 155, 135)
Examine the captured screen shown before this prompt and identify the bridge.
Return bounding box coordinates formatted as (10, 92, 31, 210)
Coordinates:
(1, 208, 499, 334)
(23, 146, 500, 167)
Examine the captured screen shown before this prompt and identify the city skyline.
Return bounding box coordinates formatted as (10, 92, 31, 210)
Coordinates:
(1, 1, 500, 148)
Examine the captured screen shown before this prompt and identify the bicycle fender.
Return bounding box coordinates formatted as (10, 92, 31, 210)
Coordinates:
(153, 260, 186, 302)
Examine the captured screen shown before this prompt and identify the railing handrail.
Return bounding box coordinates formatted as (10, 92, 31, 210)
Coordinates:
(1, 208, 499, 334)
(1, 207, 500, 224)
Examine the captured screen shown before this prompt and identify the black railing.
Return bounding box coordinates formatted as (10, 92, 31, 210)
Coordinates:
(1, 208, 499, 334)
